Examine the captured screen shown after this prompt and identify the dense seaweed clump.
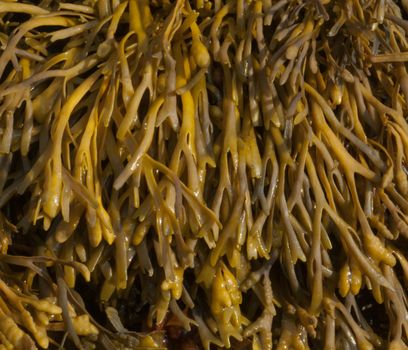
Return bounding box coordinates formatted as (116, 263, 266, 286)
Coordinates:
(1, 0, 408, 348)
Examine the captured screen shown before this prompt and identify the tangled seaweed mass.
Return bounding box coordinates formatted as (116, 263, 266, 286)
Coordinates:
(1, 0, 408, 348)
